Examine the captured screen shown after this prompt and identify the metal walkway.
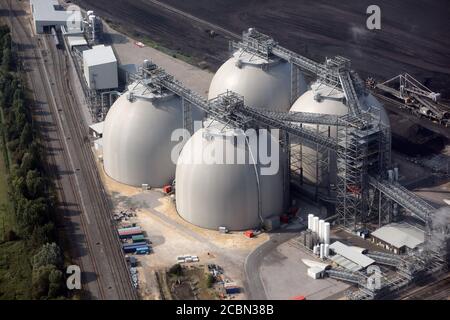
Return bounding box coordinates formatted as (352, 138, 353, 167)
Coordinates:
(138, 26, 441, 236)
(369, 177, 435, 222)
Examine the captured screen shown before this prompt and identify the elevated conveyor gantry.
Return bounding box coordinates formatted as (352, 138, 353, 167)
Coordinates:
(231, 28, 365, 115)
(139, 45, 435, 232)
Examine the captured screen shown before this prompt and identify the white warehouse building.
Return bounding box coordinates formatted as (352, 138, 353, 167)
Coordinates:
(83, 45, 118, 90)
(30, 0, 82, 34)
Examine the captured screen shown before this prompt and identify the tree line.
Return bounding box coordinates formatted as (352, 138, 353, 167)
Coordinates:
(0, 25, 67, 299)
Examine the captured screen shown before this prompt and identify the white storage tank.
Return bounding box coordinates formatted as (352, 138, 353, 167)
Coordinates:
(290, 81, 390, 186)
(175, 126, 286, 230)
(307, 214, 314, 230)
(103, 80, 202, 187)
(208, 48, 307, 112)
(324, 222, 331, 245)
(319, 219, 325, 241)
(313, 216, 319, 233)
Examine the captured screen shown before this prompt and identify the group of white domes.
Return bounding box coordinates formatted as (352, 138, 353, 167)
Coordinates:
(102, 48, 389, 231)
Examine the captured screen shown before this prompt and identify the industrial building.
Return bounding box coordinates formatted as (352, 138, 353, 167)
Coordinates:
(66, 35, 88, 51)
(329, 241, 375, 272)
(371, 222, 425, 254)
(89, 122, 104, 139)
(30, 0, 82, 34)
(83, 45, 119, 90)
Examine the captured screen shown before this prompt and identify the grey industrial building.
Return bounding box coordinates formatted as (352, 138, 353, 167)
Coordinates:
(30, 0, 82, 34)
(370, 222, 425, 254)
(83, 45, 118, 90)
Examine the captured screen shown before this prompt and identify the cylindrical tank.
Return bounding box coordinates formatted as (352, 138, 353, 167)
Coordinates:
(324, 222, 331, 244)
(320, 244, 325, 259)
(290, 81, 390, 187)
(103, 81, 202, 187)
(324, 244, 330, 257)
(394, 167, 399, 181)
(319, 219, 325, 241)
(175, 127, 286, 231)
(313, 245, 319, 255)
(208, 49, 307, 112)
(313, 216, 319, 233)
(308, 214, 314, 230)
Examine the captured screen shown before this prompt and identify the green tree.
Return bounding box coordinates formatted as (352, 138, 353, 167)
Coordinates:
(20, 123, 33, 149)
(31, 264, 56, 299)
(20, 151, 38, 174)
(19, 198, 50, 235)
(169, 263, 183, 276)
(32, 243, 62, 269)
(30, 222, 55, 247)
(47, 269, 63, 299)
(205, 273, 214, 288)
(26, 169, 45, 199)
(1, 34, 12, 72)
(11, 172, 26, 198)
(1, 47, 11, 72)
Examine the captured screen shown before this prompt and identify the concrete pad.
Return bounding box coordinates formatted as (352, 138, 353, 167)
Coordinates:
(95, 157, 268, 299)
(260, 242, 349, 300)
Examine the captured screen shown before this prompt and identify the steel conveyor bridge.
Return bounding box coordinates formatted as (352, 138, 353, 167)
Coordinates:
(138, 26, 438, 234)
(369, 177, 435, 222)
(231, 28, 364, 116)
(142, 63, 435, 229)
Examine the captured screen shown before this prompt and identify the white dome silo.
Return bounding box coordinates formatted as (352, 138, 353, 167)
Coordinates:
(208, 49, 307, 112)
(290, 81, 390, 187)
(175, 126, 285, 230)
(103, 81, 202, 187)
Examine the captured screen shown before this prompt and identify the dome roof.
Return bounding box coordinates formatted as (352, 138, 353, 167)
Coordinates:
(175, 127, 285, 230)
(208, 49, 307, 112)
(289, 81, 390, 187)
(291, 82, 390, 126)
(103, 81, 202, 187)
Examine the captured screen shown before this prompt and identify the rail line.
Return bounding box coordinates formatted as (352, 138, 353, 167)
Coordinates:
(6, 0, 136, 299)
(147, 0, 450, 130)
(5, 0, 105, 298)
(146, 0, 240, 40)
(46, 36, 137, 299)
(400, 274, 450, 300)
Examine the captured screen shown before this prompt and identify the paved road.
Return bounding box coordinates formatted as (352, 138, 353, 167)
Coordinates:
(244, 223, 305, 300)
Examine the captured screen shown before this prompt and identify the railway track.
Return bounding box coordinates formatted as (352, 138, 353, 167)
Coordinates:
(401, 274, 450, 300)
(45, 36, 137, 300)
(5, 0, 136, 299)
(5, 0, 105, 298)
(146, 0, 240, 40)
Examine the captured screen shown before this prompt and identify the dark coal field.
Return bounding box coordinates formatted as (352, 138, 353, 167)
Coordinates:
(73, 0, 450, 97)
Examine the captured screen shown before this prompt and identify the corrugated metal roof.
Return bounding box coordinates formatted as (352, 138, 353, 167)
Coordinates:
(371, 222, 424, 249)
(330, 254, 363, 272)
(89, 121, 104, 134)
(83, 45, 117, 67)
(31, 0, 81, 23)
(67, 36, 87, 48)
(329, 241, 374, 268)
